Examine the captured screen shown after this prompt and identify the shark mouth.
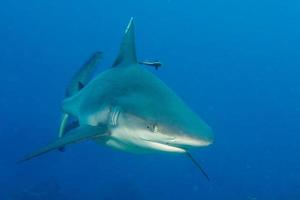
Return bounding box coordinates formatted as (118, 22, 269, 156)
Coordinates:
(168, 136, 213, 147)
(140, 135, 212, 153)
(142, 140, 186, 153)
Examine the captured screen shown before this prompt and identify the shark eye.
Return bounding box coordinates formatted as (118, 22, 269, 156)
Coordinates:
(147, 124, 158, 133)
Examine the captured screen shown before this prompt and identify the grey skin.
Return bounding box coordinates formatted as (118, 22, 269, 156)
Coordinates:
(21, 18, 214, 179)
(59, 51, 103, 139)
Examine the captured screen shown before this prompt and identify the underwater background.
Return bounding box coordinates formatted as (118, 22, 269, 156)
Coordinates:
(1, 0, 300, 199)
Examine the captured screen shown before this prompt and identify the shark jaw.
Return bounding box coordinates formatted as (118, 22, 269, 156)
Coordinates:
(91, 106, 213, 154)
(104, 114, 212, 154)
(105, 137, 187, 153)
(105, 130, 212, 154)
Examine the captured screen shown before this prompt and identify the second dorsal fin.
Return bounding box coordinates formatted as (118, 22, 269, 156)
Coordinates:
(112, 18, 137, 68)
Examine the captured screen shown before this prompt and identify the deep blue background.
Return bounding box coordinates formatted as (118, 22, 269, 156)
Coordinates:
(1, 0, 300, 199)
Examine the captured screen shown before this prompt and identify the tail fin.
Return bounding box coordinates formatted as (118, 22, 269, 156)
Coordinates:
(65, 51, 102, 97)
(60, 52, 102, 138)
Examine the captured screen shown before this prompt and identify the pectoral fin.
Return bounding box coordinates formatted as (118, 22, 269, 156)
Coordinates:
(20, 125, 108, 162)
(186, 152, 210, 181)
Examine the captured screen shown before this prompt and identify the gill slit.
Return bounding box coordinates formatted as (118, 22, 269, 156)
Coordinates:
(109, 106, 120, 126)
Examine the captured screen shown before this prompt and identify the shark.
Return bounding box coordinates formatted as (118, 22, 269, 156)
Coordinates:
(21, 18, 214, 180)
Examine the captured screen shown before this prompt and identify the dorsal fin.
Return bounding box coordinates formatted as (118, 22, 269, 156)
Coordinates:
(112, 18, 137, 67)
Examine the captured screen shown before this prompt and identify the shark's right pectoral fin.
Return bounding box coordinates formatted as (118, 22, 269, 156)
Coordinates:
(186, 152, 210, 181)
(20, 125, 108, 163)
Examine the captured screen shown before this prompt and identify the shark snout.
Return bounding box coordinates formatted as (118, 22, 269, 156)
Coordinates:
(150, 124, 214, 149)
(167, 126, 214, 148)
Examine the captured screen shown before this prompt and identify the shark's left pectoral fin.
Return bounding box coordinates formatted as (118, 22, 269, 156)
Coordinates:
(19, 125, 108, 162)
(186, 152, 210, 181)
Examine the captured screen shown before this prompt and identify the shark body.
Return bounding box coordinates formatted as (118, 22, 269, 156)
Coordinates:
(22, 19, 214, 178)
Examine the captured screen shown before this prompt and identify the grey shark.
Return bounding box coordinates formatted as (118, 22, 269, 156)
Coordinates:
(22, 18, 214, 179)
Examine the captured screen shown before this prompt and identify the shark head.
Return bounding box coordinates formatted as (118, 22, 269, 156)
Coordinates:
(106, 86, 214, 153)
(111, 111, 213, 153)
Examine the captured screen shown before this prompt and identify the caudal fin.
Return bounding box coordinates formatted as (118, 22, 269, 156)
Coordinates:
(60, 52, 102, 139)
(65, 51, 102, 97)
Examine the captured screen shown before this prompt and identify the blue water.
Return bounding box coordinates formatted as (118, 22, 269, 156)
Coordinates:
(1, 0, 300, 199)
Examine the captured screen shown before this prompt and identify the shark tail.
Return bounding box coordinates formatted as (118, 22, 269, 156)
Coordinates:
(59, 52, 103, 139)
(65, 51, 103, 97)
(19, 125, 108, 163)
